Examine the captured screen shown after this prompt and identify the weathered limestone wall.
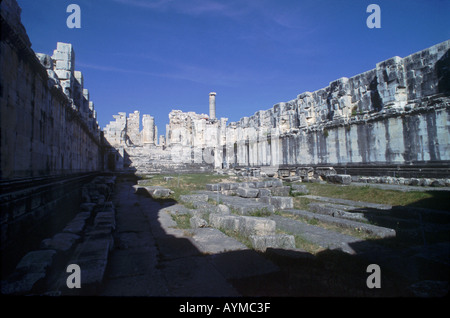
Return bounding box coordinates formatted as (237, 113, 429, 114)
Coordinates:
(103, 40, 449, 176)
(0, 0, 103, 179)
(226, 40, 450, 169)
(104, 109, 225, 173)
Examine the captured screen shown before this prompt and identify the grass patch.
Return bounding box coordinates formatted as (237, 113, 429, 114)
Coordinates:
(302, 183, 450, 211)
(292, 196, 314, 210)
(170, 213, 191, 229)
(279, 211, 375, 240)
(138, 173, 234, 202)
(246, 208, 273, 217)
(218, 228, 253, 249)
(294, 234, 326, 254)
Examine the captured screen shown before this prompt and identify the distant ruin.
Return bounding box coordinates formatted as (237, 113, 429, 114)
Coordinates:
(1, 0, 449, 297)
(103, 40, 450, 179)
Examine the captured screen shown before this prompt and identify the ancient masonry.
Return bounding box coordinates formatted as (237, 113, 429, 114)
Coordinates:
(104, 40, 450, 179)
(0, 0, 105, 262)
(1, 0, 450, 297)
(1, 0, 102, 179)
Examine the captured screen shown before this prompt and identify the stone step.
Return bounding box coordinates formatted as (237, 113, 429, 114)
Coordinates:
(268, 214, 363, 255)
(197, 190, 275, 215)
(0, 176, 118, 296)
(282, 209, 396, 238)
(189, 228, 247, 254)
(302, 195, 392, 210)
(308, 202, 369, 222)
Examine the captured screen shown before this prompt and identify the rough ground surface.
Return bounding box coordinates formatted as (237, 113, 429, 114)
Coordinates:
(4, 177, 447, 298)
(99, 180, 448, 297)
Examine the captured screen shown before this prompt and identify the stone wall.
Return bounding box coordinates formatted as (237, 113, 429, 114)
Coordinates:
(0, 0, 103, 179)
(225, 40, 450, 169)
(103, 39, 449, 176)
(103, 109, 223, 173)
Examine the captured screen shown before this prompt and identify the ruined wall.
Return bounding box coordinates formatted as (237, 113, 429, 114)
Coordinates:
(0, 0, 102, 179)
(226, 40, 450, 169)
(103, 109, 223, 173)
(104, 41, 449, 176)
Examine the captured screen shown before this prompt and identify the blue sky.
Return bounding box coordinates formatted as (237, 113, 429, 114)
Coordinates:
(17, 0, 450, 135)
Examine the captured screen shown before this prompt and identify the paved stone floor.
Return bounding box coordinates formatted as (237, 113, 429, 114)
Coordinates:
(95, 180, 448, 298)
(99, 181, 278, 297)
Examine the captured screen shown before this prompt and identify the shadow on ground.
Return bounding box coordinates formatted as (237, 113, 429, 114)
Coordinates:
(97, 180, 449, 298)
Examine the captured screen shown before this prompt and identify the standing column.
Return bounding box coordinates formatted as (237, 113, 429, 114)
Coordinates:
(209, 92, 216, 120)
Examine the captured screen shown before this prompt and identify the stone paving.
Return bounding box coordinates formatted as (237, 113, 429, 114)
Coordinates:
(99, 181, 279, 297)
(2, 175, 448, 297)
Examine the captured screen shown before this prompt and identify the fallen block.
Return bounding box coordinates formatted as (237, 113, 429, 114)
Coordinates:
(40, 233, 81, 254)
(257, 188, 271, 198)
(249, 234, 296, 252)
(190, 216, 208, 228)
(138, 186, 174, 198)
(326, 174, 352, 185)
(237, 187, 260, 198)
(284, 209, 396, 238)
(260, 196, 293, 210)
(205, 184, 220, 191)
(238, 216, 276, 237)
(209, 214, 276, 237)
(270, 186, 290, 196)
(1, 250, 57, 295)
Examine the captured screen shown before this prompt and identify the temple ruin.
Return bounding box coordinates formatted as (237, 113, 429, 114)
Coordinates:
(103, 39, 450, 180)
(1, 0, 449, 297)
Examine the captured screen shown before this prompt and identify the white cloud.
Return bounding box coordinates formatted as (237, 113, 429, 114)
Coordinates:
(77, 59, 270, 87)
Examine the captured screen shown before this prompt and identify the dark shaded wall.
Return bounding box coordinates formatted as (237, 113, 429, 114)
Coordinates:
(0, 0, 102, 180)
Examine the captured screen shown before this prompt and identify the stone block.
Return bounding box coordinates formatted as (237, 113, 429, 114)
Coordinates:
(206, 184, 220, 191)
(270, 186, 290, 196)
(236, 187, 259, 198)
(431, 179, 446, 187)
(15, 250, 57, 274)
(190, 216, 208, 228)
(215, 204, 231, 215)
(238, 216, 276, 237)
(260, 196, 293, 210)
(55, 70, 71, 80)
(55, 59, 73, 70)
(209, 214, 240, 233)
(142, 186, 173, 198)
(249, 234, 296, 252)
(257, 188, 271, 198)
(326, 174, 352, 185)
(254, 181, 267, 188)
(219, 183, 231, 190)
(239, 182, 256, 188)
(291, 184, 309, 195)
(283, 176, 301, 182)
(315, 167, 337, 177)
(179, 194, 209, 203)
(270, 179, 283, 187)
(40, 233, 80, 253)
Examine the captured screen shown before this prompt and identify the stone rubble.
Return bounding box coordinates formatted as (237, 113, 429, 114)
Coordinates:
(1, 175, 117, 295)
(102, 40, 450, 180)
